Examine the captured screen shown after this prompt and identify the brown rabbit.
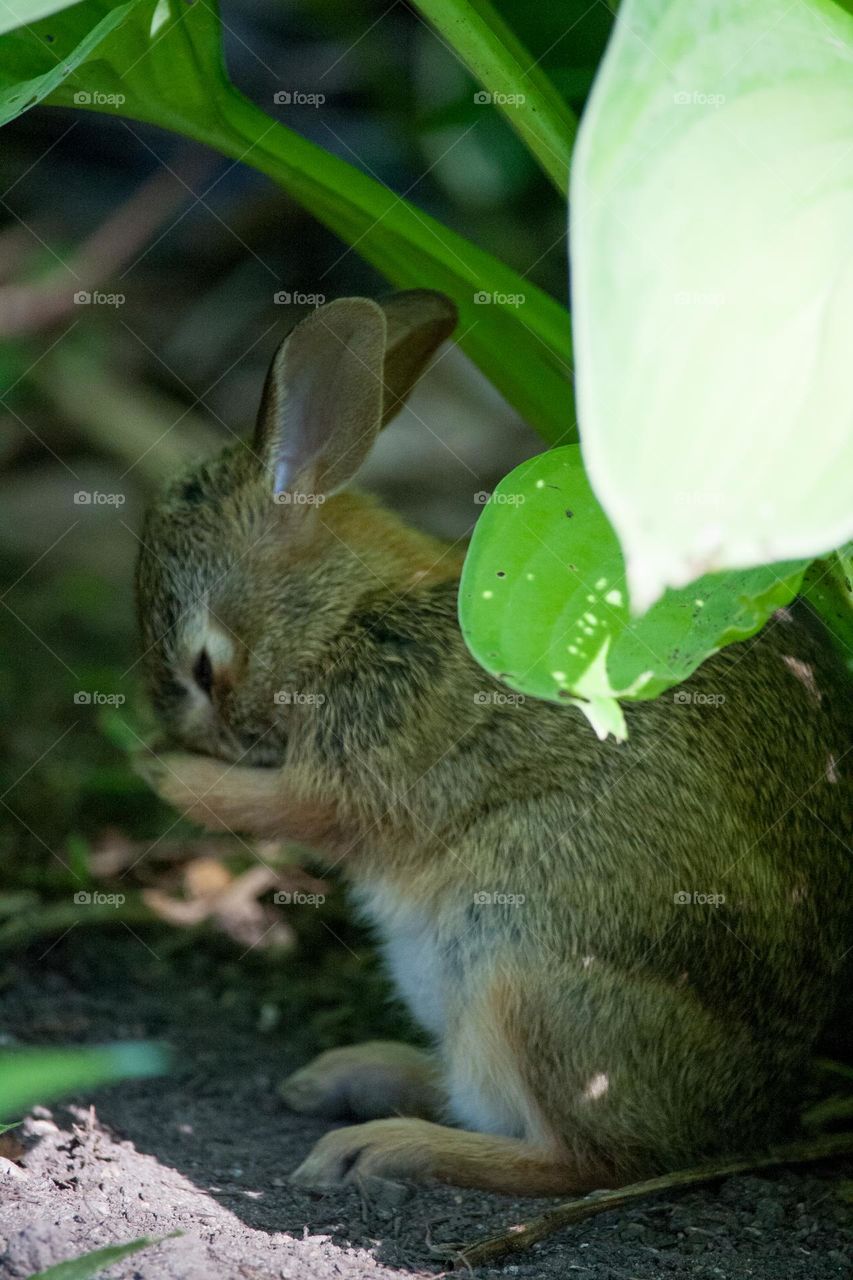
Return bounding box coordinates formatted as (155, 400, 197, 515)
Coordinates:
(135, 291, 851, 1195)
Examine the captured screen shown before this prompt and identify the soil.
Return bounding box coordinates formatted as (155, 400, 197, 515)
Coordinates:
(1, 930, 851, 1280)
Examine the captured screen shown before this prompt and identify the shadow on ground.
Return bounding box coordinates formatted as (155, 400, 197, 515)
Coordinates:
(1, 929, 850, 1279)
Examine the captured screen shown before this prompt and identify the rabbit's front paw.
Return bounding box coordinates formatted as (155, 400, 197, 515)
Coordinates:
(290, 1118, 438, 1187)
(133, 750, 224, 801)
(133, 750, 285, 834)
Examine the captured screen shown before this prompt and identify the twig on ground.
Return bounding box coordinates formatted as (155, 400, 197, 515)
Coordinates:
(439, 1131, 853, 1269)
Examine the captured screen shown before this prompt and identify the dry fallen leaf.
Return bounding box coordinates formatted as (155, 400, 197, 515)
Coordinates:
(142, 855, 328, 951)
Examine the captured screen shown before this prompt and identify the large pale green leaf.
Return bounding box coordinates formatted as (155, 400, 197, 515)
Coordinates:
(0, 0, 84, 38)
(459, 447, 807, 738)
(570, 0, 853, 610)
(0, 0, 574, 444)
(410, 0, 577, 192)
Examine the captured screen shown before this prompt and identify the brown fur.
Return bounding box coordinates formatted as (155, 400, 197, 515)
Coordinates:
(135, 293, 852, 1195)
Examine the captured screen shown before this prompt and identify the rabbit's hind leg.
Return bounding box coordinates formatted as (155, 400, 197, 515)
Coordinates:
(281, 1041, 443, 1121)
(288, 988, 618, 1194)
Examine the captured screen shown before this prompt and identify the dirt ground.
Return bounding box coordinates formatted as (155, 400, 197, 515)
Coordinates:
(1, 930, 851, 1280)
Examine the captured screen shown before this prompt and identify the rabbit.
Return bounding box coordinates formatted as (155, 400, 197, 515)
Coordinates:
(135, 290, 852, 1196)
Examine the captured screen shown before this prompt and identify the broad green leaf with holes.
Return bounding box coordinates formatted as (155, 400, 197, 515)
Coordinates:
(0, 1, 135, 124)
(459, 447, 807, 738)
(571, 0, 853, 611)
(801, 542, 853, 673)
(0, 0, 574, 445)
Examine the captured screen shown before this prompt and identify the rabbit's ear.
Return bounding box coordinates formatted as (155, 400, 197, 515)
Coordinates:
(255, 297, 387, 498)
(378, 290, 458, 427)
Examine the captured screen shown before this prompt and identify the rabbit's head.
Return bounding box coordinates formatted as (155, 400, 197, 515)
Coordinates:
(135, 290, 457, 765)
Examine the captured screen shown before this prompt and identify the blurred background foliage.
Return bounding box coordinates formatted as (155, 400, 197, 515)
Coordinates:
(0, 0, 611, 1028)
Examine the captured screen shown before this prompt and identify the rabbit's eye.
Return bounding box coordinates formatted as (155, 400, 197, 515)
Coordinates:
(192, 648, 215, 697)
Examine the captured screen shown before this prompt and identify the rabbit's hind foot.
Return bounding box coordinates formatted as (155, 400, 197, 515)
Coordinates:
(289, 1116, 613, 1195)
(281, 1040, 442, 1122)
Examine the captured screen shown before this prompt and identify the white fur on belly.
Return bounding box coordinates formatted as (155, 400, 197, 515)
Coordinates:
(349, 881, 447, 1036)
(349, 880, 552, 1144)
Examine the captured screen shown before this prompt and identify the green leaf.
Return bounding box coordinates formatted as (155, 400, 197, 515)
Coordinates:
(0, 1, 86, 39)
(98, 706, 144, 753)
(29, 1235, 178, 1280)
(410, 0, 577, 192)
(0, 1042, 168, 1118)
(66, 832, 92, 883)
(0, 1, 136, 126)
(801, 543, 853, 672)
(570, 0, 853, 609)
(459, 447, 806, 738)
(0, 0, 574, 445)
